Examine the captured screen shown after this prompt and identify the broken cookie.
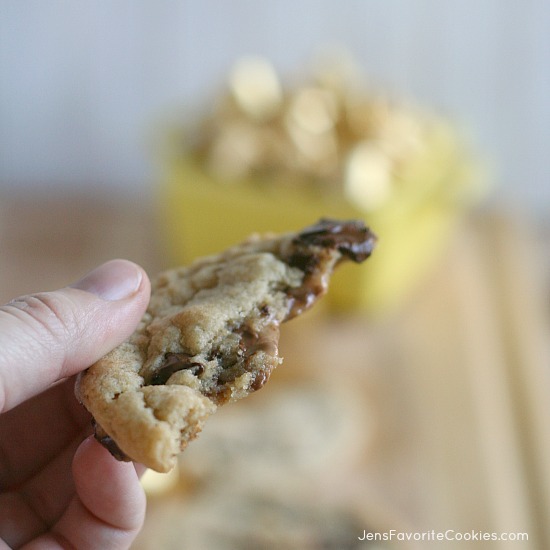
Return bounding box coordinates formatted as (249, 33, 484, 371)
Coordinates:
(76, 219, 376, 472)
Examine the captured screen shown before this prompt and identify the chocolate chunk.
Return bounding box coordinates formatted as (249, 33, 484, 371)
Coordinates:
(287, 250, 321, 275)
(292, 218, 376, 263)
(96, 433, 131, 462)
(92, 420, 131, 462)
(238, 325, 279, 359)
(150, 353, 205, 385)
(250, 370, 268, 391)
(286, 218, 376, 319)
(236, 325, 279, 392)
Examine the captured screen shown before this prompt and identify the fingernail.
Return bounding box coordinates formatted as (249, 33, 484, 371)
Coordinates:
(72, 260, 143, 301)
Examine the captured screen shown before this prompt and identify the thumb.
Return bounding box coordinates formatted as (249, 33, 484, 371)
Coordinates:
(0, 260, 150, 414)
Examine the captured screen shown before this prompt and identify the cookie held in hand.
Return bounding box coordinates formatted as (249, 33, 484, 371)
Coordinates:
(76, 219, 376, 472)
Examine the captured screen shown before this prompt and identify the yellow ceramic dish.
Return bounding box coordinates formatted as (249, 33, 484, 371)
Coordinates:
(157, 121, 482, 315)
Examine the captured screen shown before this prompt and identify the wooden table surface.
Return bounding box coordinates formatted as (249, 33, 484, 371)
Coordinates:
(1, 191, 549, 549)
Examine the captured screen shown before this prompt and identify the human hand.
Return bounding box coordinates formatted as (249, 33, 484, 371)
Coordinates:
(0, 260, 151, 549)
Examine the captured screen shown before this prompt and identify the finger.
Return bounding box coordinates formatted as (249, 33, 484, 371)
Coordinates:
(0, 376, 90, 489)
(0, 260, 150, 414)
(0, 428, 86, 548)
(27, 437, 146, 550)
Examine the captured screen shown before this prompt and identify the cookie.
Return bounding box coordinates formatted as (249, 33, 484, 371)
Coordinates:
(76, 219, 376, 472)
(179, 383, 372, 484)
(134, 482, 406, 550)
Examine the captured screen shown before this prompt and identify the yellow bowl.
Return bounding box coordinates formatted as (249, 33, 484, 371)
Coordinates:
(157, 123, 482, 315)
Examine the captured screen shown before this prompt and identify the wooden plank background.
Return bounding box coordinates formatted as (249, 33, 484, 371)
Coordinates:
(1, 194, 549, 548)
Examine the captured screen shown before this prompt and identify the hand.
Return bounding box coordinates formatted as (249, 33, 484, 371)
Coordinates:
(0, 260, 151, 549)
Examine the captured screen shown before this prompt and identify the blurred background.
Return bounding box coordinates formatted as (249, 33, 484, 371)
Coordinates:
(1, 0, 549, 208)
(1, 1, 549, 549)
